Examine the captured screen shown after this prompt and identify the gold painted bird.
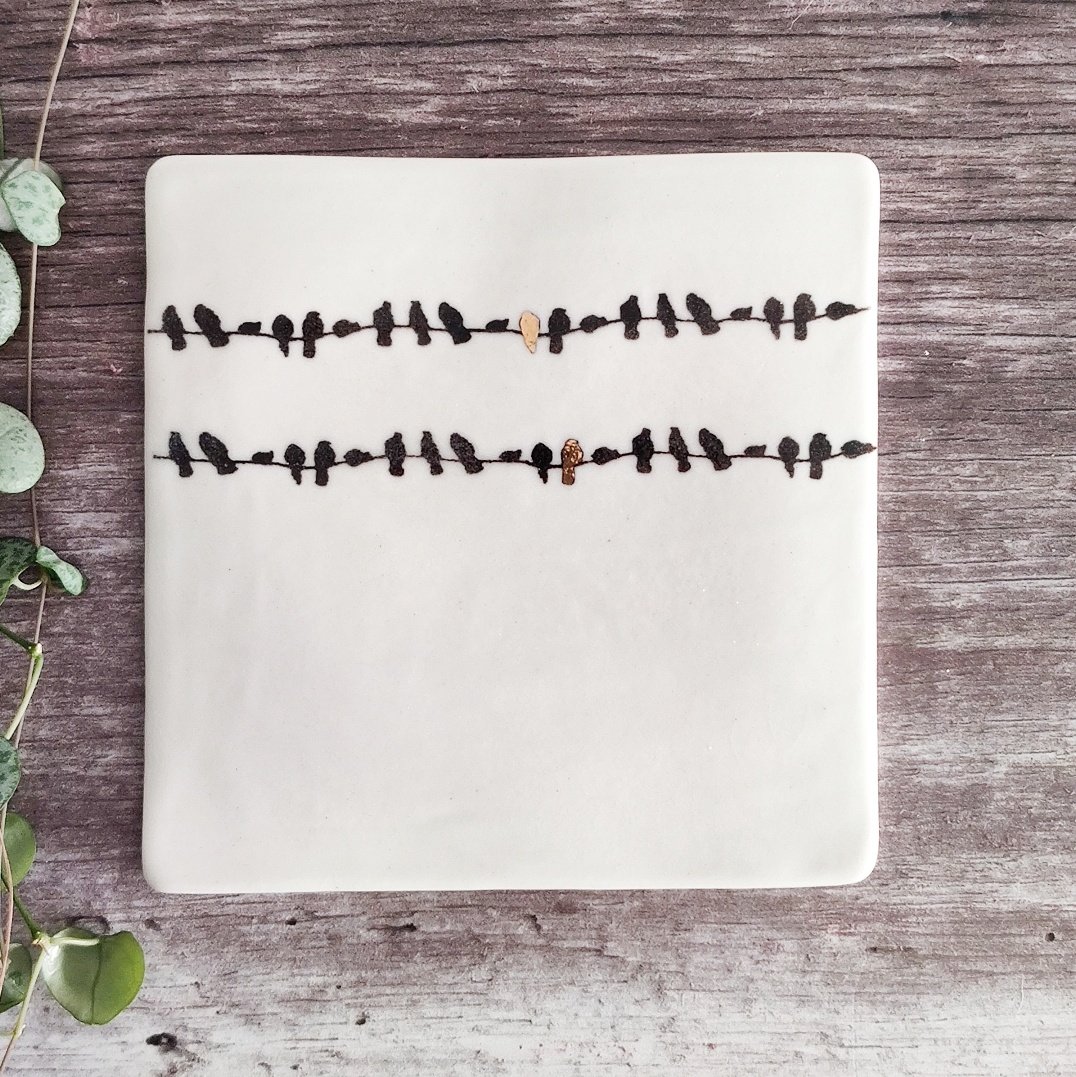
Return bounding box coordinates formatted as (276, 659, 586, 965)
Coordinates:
(519, 311, 540, 354)
(561, 439, 584, 485)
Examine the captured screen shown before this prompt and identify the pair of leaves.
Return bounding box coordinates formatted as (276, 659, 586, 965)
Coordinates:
(0, 404, 45, 494)
(0, 156, 64, 346)
(0, 931, 144, 1026)
(0, 104, 67, 348)
(0, 810, 35, 1015)
(0, 157, 64, 248)
(0, 140, 65, 348)
(0, 807, 141, 1025)
(0, 800, 35, 1014)
(0, 536, 84, 604)
(0, 159, 64, 243)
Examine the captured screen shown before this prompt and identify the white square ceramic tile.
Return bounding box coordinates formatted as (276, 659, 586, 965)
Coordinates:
(143, 153, 878, 892)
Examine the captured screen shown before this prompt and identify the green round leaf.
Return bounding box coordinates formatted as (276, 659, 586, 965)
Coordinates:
(0, 160, 63, 233)
(42, 929, 145, 1025)
(0, 168, 65, 247)
(0, 944, 32, 1014)
(0, 402, 45, 494)
(2, 811, 35, 887)
(0, 241, 19, 347)
(0, 740, 20, 809)
(35, 546, 85, 597)
(0, 537, 37, 605)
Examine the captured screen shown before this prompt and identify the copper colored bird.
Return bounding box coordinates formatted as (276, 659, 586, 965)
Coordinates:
(561, 439, 584, 485)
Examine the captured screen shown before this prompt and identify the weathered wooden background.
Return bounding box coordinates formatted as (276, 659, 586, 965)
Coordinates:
(0, 0, 1073, 1073)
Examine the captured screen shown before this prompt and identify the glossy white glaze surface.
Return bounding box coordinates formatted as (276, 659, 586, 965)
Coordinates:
(143, 153, 878, 892)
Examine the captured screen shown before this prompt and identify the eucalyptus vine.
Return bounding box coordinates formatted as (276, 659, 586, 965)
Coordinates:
(0, 1, 144, 1067)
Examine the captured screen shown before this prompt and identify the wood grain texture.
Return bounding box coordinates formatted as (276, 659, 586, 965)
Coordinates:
(0, 0, 1073, 1072)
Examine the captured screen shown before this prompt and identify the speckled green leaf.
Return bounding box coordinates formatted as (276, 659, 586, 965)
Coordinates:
(0, 242, 19, 347)
(0, 740, 20, 809)
(0, 402, 45, 494)
(0, 168, 65, 247)
(2, 811, 35, 887)
(0, 945, 32, 1015)
(0, 537, 37, 605)
(0, 159, 63, 233)
(42, 929, 145, 1025)
(35, 545, 85, 597)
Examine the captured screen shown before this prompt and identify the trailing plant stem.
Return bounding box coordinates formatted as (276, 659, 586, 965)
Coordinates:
(26, 246, 40, 548)
(4, 644, 43, 741)
(0, 834, 11, 992)
(0, 4, 81, 1068)
(32, 0, 80, 169)
(23, 0, 79, 541)
(10, 895, 38, 941)
(6, 578, 41, 592)
(0, 948, 43, 1063)
(0, 627, 32, 653)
